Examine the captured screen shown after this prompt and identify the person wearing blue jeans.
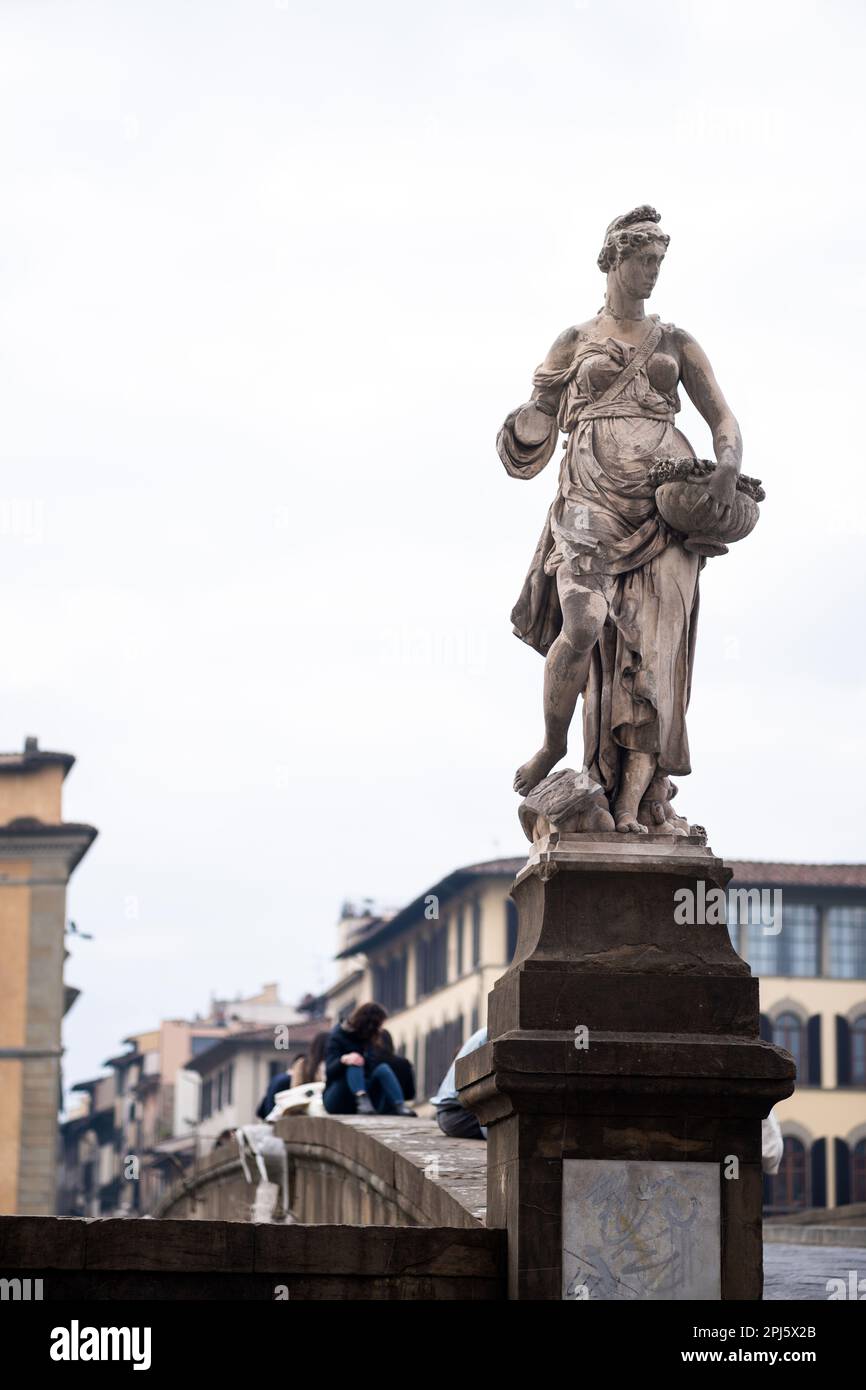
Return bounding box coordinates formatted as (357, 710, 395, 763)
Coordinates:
(326, 1060, 407, 1115)
(323, 1004, 416, 1117)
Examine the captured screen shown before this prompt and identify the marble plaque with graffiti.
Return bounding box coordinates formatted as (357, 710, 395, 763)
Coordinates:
(562, 1160, 721, 1300)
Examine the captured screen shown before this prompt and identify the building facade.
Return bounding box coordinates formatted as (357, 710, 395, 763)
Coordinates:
(57, 1073, 117, 1217)
(334, 856, 866, 1211)
(722, 863, 866, 1212)
(58, 984, 305, 1216)
(0, 738, 97, 1214)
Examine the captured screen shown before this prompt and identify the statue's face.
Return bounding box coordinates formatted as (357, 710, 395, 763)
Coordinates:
(615, 240, 666, 300)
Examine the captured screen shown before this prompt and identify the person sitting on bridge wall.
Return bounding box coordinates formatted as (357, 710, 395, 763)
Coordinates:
(371, 1028, 416, 1105)
(255, 1031, 331, 1121)
(430, 1027, 785, 1160)
(296, 1031, 330, 1086)
(431, 1026, 488, 1140)
(256, 1062, 298, 1121)
(324, 1003, 416, 1117)
(762, 1108, 783, 1175)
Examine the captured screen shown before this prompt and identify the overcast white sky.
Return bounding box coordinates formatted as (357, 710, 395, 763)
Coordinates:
(1, 0, 863, 1094)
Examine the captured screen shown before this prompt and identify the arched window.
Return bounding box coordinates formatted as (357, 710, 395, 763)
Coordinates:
(767, 1136, 808, 1213)
(773, 1012, 805, 1075)
(851, 1015, 866, 1087)
(853, 1139, 866, 1204)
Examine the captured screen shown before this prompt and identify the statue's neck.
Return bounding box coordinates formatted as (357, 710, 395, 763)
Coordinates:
(603, 287, 646, 321)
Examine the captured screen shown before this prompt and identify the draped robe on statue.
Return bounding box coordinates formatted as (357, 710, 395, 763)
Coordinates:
(498, 317, 701, 805)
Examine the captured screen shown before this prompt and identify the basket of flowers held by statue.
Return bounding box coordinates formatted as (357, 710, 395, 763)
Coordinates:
(648, 457, 766, 557)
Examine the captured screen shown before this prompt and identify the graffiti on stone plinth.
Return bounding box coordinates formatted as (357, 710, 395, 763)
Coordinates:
(562, 1160, 721, 1301)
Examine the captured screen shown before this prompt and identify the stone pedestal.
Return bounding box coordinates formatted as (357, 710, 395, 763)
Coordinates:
(456, 833, 795, 1301)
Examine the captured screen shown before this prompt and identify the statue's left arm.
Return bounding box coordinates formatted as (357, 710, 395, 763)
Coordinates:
(678, 330, 742, 514)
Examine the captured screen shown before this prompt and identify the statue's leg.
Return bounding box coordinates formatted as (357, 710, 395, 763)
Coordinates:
(613, 750, 657, 834)
(610, 541, 699, 832)
(513, 569, 608, 796)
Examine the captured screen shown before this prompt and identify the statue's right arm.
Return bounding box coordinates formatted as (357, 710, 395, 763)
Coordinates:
(498, 327, 579, 479)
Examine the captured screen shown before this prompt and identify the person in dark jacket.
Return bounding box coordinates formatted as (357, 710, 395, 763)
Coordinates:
(257, 1067, 294, 1123)
(371, 1029, 416, 1103)
(324, 1004, 416, 1116)
(256, 1067, 293, 1120)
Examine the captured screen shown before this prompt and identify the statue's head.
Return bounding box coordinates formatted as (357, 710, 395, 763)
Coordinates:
(598, 204, 669, 300)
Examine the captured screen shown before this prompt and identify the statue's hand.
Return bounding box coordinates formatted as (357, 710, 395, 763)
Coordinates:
(695, 463, 737, 519)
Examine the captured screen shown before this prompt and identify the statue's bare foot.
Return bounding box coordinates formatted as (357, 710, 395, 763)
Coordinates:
(614, 809, 648, 834)
(514, 745, 565, 796)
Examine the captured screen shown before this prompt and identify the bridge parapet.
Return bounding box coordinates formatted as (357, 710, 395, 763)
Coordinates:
(0, 1216, 505, 1300)
(153, 1115, 487, 1228)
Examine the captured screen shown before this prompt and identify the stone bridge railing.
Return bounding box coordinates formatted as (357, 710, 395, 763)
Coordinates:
(153, 1115, 488, 1229)
(0, 1217, 504, 1301)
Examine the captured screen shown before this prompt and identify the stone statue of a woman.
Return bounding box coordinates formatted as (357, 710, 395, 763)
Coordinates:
(499, 206, 742, 834)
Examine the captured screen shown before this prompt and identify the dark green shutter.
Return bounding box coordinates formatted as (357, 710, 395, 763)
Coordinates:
(811, 1138, 827, 1208)
(807, 1015, 822, 1085)
(836, 1016, 851, 1086)
(835, 1138, 851, 1207)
